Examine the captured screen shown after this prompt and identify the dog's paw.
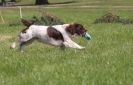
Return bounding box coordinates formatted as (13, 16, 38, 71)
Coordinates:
(21, 50, 24, 53)
(79, 46, 85, 49)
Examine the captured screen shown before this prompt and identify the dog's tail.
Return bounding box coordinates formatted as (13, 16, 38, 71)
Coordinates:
(21, 19, 34, 27)
(10, 19, 34, 49)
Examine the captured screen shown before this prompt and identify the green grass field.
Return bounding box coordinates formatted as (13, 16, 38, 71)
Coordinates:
(0, 0, 133, 85)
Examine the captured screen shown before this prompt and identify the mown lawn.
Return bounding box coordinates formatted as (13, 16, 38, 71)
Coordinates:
(0, 7, 133, 85)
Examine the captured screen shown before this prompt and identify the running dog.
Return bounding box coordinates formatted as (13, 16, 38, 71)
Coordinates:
(11, 19, 91, 51)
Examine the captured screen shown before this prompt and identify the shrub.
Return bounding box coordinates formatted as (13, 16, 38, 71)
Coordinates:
(32, 14, 65, 26)
(94, 12, 133, 24)
(9, 14, 65, 26)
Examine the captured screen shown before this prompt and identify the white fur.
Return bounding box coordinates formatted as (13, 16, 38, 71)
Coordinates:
(10, 42, 16, 49)
(11, 24, 85, 50)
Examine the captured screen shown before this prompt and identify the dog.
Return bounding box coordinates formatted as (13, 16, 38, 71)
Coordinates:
(11, 19, 90, 51)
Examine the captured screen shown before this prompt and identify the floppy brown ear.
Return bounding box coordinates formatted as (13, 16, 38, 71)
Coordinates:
(21, 19, 34, 27)
(66, 24, 76, 35)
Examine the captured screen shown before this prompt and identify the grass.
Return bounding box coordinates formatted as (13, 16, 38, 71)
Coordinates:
(0, 3, 133, 85)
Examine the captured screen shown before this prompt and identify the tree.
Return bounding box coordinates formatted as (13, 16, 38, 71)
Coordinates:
(11, 0, 16, 2)
(35, 0, 49, 5)
(1, 0, 6, 6)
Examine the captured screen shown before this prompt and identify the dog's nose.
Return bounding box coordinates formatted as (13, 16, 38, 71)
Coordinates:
(83, 32, 91, 40)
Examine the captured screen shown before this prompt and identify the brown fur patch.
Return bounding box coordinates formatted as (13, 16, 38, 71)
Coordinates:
(21, 19, 34, 27)
(47, 27, 64, 41)
(21, 27, 28, 33)
(66, 23, 87, 35)
(21, 19, 33, 33)
(65, 24, 76, 35)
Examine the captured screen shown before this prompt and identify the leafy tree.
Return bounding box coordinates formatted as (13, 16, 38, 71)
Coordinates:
(1, 0, 6, 6)
(11, 0, 16, 2)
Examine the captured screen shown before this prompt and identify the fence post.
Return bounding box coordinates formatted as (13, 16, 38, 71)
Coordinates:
(0, 11, 5, 23)
(19, 6, 23, 18)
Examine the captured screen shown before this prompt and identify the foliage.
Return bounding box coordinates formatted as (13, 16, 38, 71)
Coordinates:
(8, 14, 65, 26)
(32, 14, 65, 26)
(94, 12, 133, 24)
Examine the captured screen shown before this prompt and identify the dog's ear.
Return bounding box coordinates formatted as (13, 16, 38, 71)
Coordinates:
(21, 19, 34, 27)
(66, 24, 76, 35)
(71, 23, 87, 35)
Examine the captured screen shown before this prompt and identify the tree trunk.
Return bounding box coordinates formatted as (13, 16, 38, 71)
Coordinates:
(35, 0, 49, 5)
(1, 0, 6, 6)
(11, 0, 16, 2)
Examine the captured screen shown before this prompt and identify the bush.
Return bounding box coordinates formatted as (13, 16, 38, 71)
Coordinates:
(9, 14, 65, 26)
(32, 14, 65, 26)
(94, 12, 133, 24)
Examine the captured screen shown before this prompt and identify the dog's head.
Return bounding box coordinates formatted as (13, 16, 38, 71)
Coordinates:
(66, 23, 87, 36)
(66, 23, 91, 40)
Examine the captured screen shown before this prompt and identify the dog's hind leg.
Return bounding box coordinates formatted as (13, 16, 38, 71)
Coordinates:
(19, 37, 36, 52)
(19, 42, 26, 52)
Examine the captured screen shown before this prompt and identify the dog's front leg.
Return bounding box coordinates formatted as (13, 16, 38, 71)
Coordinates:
(68, 40, 85, 49)
(63, 39, 85, 49)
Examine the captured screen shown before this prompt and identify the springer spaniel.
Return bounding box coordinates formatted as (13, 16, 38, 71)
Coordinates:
(11, 19, 91, 51)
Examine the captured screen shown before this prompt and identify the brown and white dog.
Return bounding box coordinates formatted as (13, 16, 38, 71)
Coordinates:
(11, 19, 88, 51)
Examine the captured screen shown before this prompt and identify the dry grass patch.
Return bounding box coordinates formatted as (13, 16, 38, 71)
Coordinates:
(0, 35, 12, 42)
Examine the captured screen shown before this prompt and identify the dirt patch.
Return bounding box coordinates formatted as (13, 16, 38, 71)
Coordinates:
(0, 35, 12, 42)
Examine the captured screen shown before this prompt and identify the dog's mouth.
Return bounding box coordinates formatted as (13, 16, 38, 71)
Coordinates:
(82, 32, 91, 40)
